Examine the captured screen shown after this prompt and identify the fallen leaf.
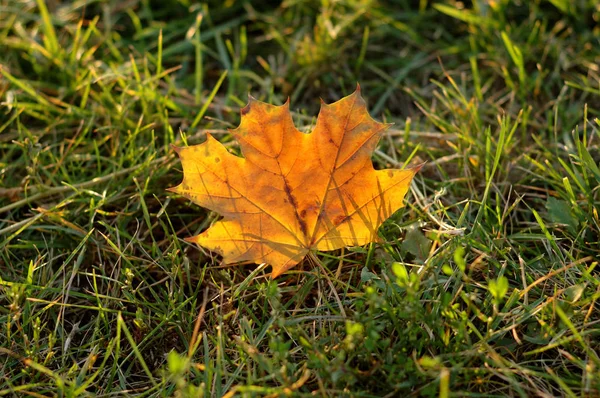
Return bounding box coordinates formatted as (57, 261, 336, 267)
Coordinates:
(170, 86, 419, 277)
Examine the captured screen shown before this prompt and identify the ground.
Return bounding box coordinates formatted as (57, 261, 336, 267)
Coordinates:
(1, 0, 599, 396)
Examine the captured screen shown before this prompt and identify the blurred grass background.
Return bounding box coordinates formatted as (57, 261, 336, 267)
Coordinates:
(1, 0, 600, 396)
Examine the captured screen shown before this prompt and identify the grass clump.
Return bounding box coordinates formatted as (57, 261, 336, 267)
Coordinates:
(1, 0, 599, 396)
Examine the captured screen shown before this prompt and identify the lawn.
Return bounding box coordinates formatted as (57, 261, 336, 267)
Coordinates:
(1, 0, 599, 396)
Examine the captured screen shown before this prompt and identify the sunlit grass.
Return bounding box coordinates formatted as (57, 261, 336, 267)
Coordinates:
(1, 0, 599, 396)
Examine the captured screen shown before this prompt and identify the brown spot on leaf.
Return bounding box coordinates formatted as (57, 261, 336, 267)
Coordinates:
(298, 218, 308, 237)
(334, 215, 350, 225)
(283, 179, 307, 236)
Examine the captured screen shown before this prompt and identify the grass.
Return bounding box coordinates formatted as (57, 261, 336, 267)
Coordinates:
(1, 0, 599, 396)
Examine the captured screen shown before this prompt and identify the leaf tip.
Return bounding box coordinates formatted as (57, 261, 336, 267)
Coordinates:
(411, 162, 426, 173)
(270, 267, 283, 279)
(240, 93, 259, 115)
(184, 235, 198, 244)
(241, 102, 251, 116)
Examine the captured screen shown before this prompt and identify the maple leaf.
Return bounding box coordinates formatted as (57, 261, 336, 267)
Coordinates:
(170, 86, 419, 278)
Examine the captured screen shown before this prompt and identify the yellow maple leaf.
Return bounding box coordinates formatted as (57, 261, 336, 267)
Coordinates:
(170, 86, 419, 278)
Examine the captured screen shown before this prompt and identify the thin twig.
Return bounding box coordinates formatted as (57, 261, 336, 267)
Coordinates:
(188, 287, 210, 358)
